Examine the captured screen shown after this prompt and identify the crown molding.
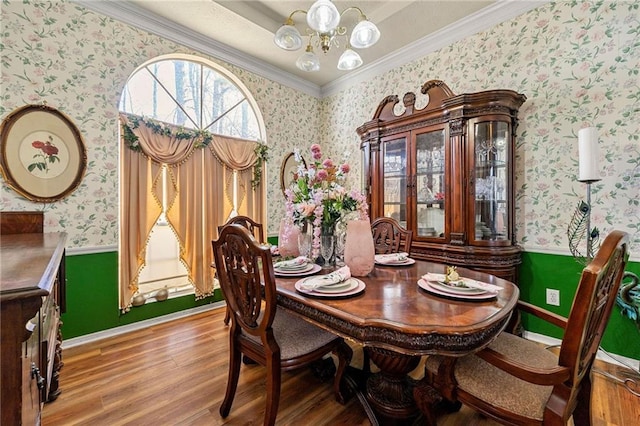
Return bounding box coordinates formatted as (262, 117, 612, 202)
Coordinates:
(73, 1, 547, 100)
(321, 1, 548, 97)
(72, 0, 322, 98)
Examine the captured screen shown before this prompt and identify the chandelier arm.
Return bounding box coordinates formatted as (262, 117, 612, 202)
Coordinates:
(339, 6, 366, 20)
(285, 9, 308, 25)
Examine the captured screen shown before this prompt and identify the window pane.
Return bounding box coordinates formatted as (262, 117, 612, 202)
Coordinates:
(146, 60, 200, 128)
(202, 67, 245, 128)
(207, 100, 260, 140)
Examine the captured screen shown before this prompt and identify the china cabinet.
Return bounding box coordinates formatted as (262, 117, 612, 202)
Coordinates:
(357, 80, 526, 281)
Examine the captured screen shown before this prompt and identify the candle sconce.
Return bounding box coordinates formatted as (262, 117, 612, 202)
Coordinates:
(568, 127, 601, 265)
(567, 184, 600, 265)
(567, 127, 640, 343)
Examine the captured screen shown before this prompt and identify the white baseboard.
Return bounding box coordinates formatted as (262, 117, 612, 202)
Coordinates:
(524, 331, 640, 372)
(62, 302, 226, 349)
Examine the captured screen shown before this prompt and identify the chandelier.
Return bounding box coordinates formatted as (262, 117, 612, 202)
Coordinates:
(273, 0, 381, 72)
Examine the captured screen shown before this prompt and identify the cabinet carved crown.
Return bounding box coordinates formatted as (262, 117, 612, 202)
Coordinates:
(357, 80, 526, 282)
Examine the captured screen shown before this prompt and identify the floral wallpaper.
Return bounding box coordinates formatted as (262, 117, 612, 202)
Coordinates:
(1, 0, 638, 258)
(0, 0, 319, 248)
(321, 0, 640, 258)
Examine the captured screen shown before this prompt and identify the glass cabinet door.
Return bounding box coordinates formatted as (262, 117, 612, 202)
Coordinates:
(472, 120, 510, 242)
(415, 129, 446, 239)
(382, 137, 408, 229)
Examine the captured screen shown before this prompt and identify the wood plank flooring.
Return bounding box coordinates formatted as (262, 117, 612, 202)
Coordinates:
(43, 307, 640, 425)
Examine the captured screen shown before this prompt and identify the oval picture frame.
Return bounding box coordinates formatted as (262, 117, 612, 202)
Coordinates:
(280, 152, 306, 196)
(0, 104, 87, 202)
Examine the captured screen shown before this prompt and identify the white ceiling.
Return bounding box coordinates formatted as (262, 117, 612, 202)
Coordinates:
(76, 1, 544, 97)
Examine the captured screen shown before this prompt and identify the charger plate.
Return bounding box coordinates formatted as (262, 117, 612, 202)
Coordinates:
(295, 277, 366, 298)
(274, 263, 320, 277)
(375, 257, 416, 266)
(418, 279, 497, 301)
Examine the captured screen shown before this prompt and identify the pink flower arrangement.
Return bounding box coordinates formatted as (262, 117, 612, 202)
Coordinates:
(284, 144, 368, 259)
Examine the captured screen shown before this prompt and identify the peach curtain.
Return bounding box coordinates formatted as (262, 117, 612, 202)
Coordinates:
(119, 141, 164, 311)
(119, 115, 265, 310)
(165, 148, 217, 299)
(209, 135, 265, 234)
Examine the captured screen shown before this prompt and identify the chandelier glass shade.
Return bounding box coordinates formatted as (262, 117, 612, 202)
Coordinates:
(273, 0, 380, 72)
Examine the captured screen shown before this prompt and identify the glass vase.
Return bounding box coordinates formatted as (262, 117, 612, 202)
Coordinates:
(320, 222, 336, 267)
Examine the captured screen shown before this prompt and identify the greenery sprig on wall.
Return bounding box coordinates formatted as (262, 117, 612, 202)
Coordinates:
(252, 142, 269, 189)
(122, 114, 213, 152)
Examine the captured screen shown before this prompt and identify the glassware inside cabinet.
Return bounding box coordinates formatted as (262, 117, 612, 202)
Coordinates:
(474, 121, 509, 241)
(416, 130, 445, 238)
(382, 138, 407, 228)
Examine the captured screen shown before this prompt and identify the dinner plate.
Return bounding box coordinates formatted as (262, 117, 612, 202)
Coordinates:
(375, 257, 416, 266)
(274, 263, 321, 277)
(429, 280, 487, 294)
(417, 279, 497, 301)
(301, 277, 359, 294)
(274, 262, 314, 273)
(295, 277, 366, 298)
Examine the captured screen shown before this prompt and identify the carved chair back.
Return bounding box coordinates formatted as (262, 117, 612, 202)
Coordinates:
(218, 215, 265, 243)
(371, 216, 413, 254)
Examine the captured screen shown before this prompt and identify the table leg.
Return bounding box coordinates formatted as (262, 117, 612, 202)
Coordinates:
(365, 347, 421, 424)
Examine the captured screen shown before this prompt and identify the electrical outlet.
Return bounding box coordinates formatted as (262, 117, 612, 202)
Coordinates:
(546, 288, 560, 306)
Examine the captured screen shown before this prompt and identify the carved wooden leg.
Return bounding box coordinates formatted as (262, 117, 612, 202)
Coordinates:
(47, 322, 64, 401)
(333, 340, 354, 404)
(568, 374, 592, 426)
(413, 377, 442, 426)
(365, 347, 421, 423)
(224, 306, 230, 325)
(220, 338, 241, 418)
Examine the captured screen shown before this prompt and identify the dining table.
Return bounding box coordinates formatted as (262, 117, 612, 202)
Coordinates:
(274, 258, 519, 425)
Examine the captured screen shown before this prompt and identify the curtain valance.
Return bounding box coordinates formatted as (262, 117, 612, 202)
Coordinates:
(120, 113, 264, 173)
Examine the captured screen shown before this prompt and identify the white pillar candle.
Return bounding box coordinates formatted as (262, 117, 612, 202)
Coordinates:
(578, 127, 600, 182)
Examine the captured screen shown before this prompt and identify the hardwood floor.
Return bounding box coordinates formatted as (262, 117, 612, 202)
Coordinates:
(43, 307, 640, 425)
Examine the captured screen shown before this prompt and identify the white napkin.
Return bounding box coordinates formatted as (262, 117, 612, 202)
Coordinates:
(421, 273, 501, 293)
(375, 252, 409, 264)
(300, 266, 351, 290)
(274, 256, 309, 270)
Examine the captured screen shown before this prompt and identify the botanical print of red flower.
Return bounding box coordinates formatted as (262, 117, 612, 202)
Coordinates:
(29, 135, 60, 174)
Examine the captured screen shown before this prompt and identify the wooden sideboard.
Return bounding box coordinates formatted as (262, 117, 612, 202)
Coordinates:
(1, 212, 66, 425)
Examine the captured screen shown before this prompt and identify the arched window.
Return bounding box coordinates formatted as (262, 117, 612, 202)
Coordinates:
(118, 55, 266, 311)
(120, 56, 262, 139)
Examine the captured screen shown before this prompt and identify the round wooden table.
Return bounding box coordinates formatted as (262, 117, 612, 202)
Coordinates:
(275, 260, 519, 424)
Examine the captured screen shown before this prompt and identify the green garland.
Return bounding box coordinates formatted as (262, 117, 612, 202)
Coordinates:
(122, 114, 267, 190)
(122, 114, 213, 152)
(252, 142, 269, 189)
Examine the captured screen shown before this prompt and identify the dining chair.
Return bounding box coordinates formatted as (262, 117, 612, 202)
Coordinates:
(413, 230, 630, 426)
(217, 215, 265, 325)
(218, 215, 265, 243)
(371, 216, 413, 255)
(212, 224, 353, 426)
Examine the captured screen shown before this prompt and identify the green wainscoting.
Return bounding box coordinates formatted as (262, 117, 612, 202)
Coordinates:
(63, 249, 639, 361)
(62, 251, 221, 339)
(519, 251, 640, 361)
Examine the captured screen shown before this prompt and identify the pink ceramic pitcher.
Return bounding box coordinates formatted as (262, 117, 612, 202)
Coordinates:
(343, 219, 375, 276)
(278, 219, 300, 257)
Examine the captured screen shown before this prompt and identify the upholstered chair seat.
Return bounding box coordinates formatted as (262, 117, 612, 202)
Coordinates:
(246, 309, 342, 361)
(426, 332, 559, 421)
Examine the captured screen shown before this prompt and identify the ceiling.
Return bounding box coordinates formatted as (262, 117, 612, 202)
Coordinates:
(77, 1, 543, 96)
